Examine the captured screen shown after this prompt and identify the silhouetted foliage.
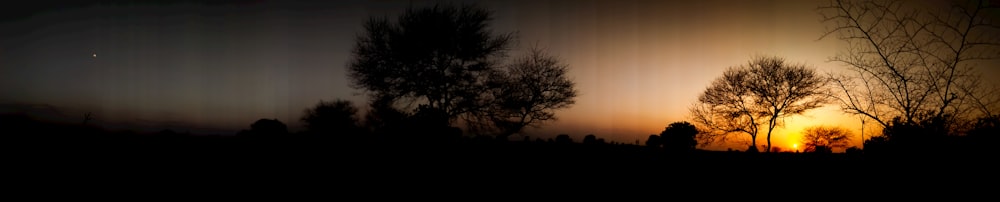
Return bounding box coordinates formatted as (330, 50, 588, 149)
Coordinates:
(846, 146, 862, 156)
(364, 96, 411, 137)
(582, 134, 597, 144)
(406, 105, 462, 143)
(690, 55, 829, 152)
(660, 121, 698, 152)
(347, 3, 513, 125)
(239, 119, 288, 137)
(865, 116, 955, 155)
(555, 134, 573, 144)
(347, 3, 576, 138)
(478, 47, 578, 138)
(819, 0, 1000, 133)
(801, 126, 853, 153)
(300, 99, 362, 136)
(967, 115, 999, 150)
(645, 134, 661, 148)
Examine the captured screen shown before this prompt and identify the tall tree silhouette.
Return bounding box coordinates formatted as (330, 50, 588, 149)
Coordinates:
(347, 3, 513, 126)
(801, 126, 853, 153)
(818, 0, 1000, 133)
(690, 56, 828, 152)
(300, 99, 362, 136)
(477, 47, 578, 138)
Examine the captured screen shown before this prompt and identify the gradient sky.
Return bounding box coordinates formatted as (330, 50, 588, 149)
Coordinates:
(2, 0, 997, 151)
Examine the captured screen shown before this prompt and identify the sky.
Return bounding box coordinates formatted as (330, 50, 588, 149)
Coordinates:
(2, 0, 997, 151)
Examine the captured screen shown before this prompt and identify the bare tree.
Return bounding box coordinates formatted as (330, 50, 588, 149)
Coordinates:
(691, 56, 828, 152)
(818, 0, 1000, 133)
(801, 126, 854, 153)
(473, 47, 578, 138)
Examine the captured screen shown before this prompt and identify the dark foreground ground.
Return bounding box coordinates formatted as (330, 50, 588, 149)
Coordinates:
(3, 115, 994, 196)
(5, 133, 994, 198)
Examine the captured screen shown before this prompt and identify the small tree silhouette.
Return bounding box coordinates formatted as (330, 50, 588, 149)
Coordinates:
(555, 134, 573, 144)
(239, 119, 288, 138)
(300, 99, 362, 136)
(660, 121, 698, 152)
(801, 126, 852, 153)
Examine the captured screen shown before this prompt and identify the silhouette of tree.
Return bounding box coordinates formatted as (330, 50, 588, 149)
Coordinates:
(364, 96, 411, 137)
(477, 47, 578, 138)
(582, 134, 597, 144)
(645, 134, 661, 148)
(968, 115, 998, 143)
(555, 134, 573, 144)
(347, 3, 514, 126)
(801, 126, 853, 153)
(690, 55, 829, 152)
(239, 119, 288, 137)
(406, 105, 462, 143)
(869, 116, 951, 154)
(818, 0, 1000, 133)
(300, 99, 362, 136)
(660, 121, 698, 152)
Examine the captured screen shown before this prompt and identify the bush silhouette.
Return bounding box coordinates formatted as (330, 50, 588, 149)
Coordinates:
(300, 99, 363, 137)
(660, 121, 698, 152)
(238, 119, 288, 138)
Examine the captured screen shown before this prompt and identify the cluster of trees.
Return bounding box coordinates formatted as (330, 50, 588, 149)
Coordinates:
(347, 4, 578, 140)
(689, 0, 999, 154)
(230, 4, 583, 144)
(818, 0, 1000, 154)
(231, 1, 999, 156)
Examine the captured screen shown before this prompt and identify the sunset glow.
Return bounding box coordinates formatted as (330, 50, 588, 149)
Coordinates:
(1, 0, 997, 152)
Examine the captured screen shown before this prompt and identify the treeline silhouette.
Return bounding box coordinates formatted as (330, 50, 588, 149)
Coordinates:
(7, 2, 996, 184)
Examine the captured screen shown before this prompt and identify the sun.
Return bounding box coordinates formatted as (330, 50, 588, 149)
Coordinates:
(792, 144, 798, 149)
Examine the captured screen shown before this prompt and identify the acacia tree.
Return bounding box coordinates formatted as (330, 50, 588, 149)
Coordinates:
(348, 3, 514, 125)
(476, 47, 578, 139)
(801, 126, 853, 153)
(818, 0, 1000, 134)
(348, 4, 577, 137)
(691, 56, 828, 152)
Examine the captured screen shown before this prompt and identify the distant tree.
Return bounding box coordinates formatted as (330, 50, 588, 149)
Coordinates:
(967, 115, 999, 150)
(818, 0, 1000, 133)
(479, 47, 578, 139)
(300, 99, 362, 136)
(770, 146, 783, 153)
(555, 134, 573, 144)
(239, 119, 288, 137)
(801, 126, 853, 153)
(690, 55, 829, 152)
(347, 3, 513, 126)
(660, 121, 699, 152)
(582, 134, 598, 144)
(645, 134, 661, 148)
